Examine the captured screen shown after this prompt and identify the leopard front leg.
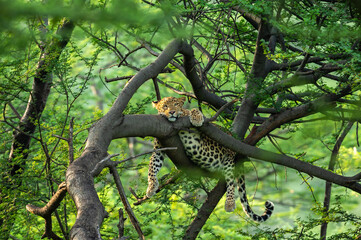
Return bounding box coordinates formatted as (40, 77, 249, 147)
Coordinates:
(146, 139, 164, 198)
(189, 108, 204, 127)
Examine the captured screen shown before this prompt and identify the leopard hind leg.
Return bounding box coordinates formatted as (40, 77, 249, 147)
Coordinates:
(223, 160, 236, 212)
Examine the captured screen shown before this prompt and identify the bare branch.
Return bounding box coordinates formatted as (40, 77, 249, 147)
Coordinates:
(91, 147, 177, 176)
(117, 209, 127, 240)
(205, 98, 239, 123)
(109, 165, 145, 240)
(321, 121, 354, 240)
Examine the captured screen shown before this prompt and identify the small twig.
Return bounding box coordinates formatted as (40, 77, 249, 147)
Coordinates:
(298, 172, 318, 203)
(117, 208, 127, 239)
(205, 98, 239, 123)
(8, 102, 21, 119)
(52, 134, 68, 141)
(105, 76, 134, 82)
(68, 117, 75, 163)
(110, 165, 145, 240)
(52, 117, 75, 163)
(129, 187, 141, 201)
(113, 147, 177, 165)
(267, 134, 286, 155)
(268, 133, 291, 140)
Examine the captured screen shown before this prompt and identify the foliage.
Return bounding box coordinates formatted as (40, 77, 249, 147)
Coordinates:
(1, 0, 361, 239)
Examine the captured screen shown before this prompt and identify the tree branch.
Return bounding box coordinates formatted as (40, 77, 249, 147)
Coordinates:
(183, 181, 226, 240)
(246, 86, 352, 145)
(197, 122, 361, 193)
(232, 20, 272, 139)
(8, 18, 75, 176)
(66, 39, 185, 239)
(26, 182, 67, 240)
(320, 121, 354, 240)
(109, 165, 145, 240)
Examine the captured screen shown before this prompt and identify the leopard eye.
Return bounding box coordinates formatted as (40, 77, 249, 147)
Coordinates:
(174, 103, 179, 106)
(163, 105, 168, 109)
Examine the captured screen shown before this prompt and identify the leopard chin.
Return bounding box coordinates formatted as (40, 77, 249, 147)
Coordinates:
(168, 116, 177, 122)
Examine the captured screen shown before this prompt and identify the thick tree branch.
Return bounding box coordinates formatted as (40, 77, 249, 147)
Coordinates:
(180, 42, 229, 111)
(26, 182, 67, 240)
(246, 86, 352, 145)
(66, 39, 185, 239)
(111, 114, 361, 193)
(2, 17, 75, 240)
(183, 181, 226, 240)
(197, 122, 361, 193)
(232, 20, 272, 139)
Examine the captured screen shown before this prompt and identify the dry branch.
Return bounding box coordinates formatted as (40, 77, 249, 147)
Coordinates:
(90, 147, 177, 176)
(110, 165, 145, 240)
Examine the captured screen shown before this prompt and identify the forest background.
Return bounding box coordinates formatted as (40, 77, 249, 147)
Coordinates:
(1, 0, 361, 239)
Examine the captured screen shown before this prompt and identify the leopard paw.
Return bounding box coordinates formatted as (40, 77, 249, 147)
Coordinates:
(225, 199, 236, 212)
(190, 109, 204, 127)
(146, 180, 159, 198)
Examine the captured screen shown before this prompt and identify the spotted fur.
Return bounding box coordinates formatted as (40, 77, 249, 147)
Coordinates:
(147, 97, 274, 222)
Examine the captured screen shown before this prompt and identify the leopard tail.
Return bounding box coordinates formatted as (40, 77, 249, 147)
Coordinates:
(238, 176, 274, 222)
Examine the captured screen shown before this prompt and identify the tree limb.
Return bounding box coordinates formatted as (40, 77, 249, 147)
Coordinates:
(183, 181, 226, 240)
(320, 121, 354, 240)
(26, 182, 67, 240)
(66, 39, 185, 239)
(109, 165, 145, 240)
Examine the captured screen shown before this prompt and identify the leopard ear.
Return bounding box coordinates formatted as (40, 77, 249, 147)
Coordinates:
(152, 101, 159, 108)
(179, 97, 186, 105)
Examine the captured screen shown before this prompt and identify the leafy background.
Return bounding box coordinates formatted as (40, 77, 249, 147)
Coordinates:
(1, 0, 361, 239)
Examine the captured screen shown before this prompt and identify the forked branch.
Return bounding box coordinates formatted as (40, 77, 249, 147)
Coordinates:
(26, 182, 67, 239)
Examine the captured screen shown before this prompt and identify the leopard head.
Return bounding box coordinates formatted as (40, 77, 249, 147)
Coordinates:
(152, 97, 186, 122)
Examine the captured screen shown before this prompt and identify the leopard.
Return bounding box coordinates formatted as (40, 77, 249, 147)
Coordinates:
(147, 96, 274, 222)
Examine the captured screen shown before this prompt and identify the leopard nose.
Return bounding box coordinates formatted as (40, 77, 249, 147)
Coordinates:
(169, 111, 175, 115)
